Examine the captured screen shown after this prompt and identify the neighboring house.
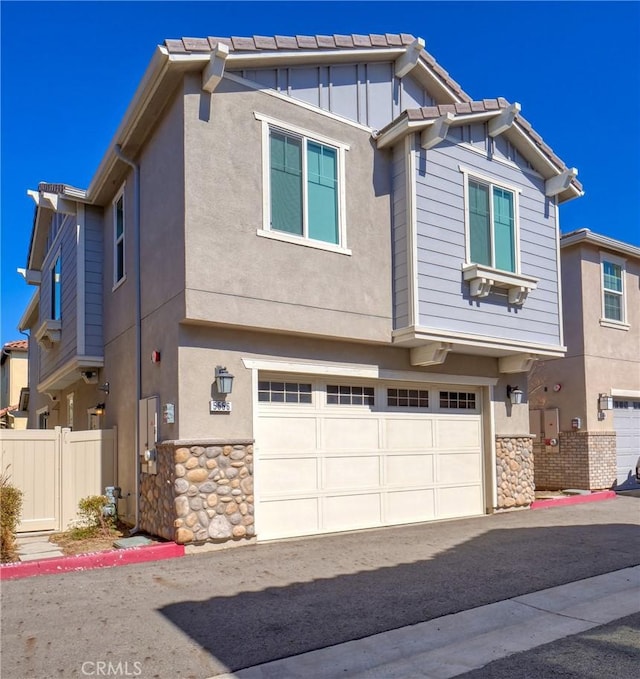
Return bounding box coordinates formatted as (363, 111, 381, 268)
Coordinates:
(19, 33, 582, 545)
(0, 340, 29, 429)
(530, 229, 640, 491)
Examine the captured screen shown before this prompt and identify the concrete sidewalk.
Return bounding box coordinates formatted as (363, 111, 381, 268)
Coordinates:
(15, 533, 64, 561)
(217, 566, 640, 679)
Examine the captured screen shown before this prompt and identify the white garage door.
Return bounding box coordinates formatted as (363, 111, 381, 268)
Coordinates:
(255, 377, 485, 540)
(613, 400, 640, 490)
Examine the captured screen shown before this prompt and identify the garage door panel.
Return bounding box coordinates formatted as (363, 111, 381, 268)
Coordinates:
(259, 457, 318, 494)
(324, 456, 380, 490)
(438, 485, 483, 519)
(386, 489, 435, 523)
(613, 408, 640, 488)
(386, 419, 434, 449)
(386, 454, 434, 486)
(259, 498, 319, 539)
(438, 452, 482, 484)
(323, 418, 379, 450)
(259, 417, 317, 452)
(323, 493, 381, 531)
(436, 419, 481, 448)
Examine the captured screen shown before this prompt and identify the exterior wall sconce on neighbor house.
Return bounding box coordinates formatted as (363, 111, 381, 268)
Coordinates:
(94, 403, 106, 416)
(506, 385, 524, 405)
(215, 366, 235, 395)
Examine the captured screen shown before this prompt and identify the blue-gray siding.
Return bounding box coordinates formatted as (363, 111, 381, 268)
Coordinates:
(84, 206, 104, 356)
(412, 135, 561, 347)
(39, 214, 78, 380)
(233, 65, 434, 130)
(392, 144, 409, 329)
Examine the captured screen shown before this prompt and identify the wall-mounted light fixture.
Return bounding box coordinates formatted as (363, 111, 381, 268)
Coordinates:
(598, 393, 613, 411)
(98, 382, 110, 394)
(94, 403, 106, 416)
(506, 385, 524, 405)
(215, 366, 234, 395)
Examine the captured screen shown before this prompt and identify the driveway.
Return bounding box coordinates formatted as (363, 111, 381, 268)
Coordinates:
(2, 496, 639, 678)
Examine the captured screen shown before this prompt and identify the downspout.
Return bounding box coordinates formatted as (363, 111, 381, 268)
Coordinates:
(114, 145, 142, 533)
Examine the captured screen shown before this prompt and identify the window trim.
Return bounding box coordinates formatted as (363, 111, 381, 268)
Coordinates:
(255, 112, 350, 254)
(600, 252, 628, 328)
(50, 252, 62, 321)
(460, 165, 522, 275)
(113, 186, 126, 289)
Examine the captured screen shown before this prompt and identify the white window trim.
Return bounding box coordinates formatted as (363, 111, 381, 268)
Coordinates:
(113, 186, 126, 289)
(66, 392, 74, 429)
(255, 111, 350, 254)
(600, 252, 627, 327)
(36, 405, 50, 429)
(50, 249, 62, 321)
(459, 165, 523, 274)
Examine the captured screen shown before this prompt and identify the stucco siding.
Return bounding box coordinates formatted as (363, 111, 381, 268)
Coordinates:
(413, 138, 561, 348)
(183, 74, 393, 343)
(233, 66, 433, 131)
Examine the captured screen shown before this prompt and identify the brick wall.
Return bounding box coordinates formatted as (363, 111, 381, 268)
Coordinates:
(534, 431, 616, 490)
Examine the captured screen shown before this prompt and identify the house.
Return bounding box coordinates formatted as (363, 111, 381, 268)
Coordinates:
(529, 229, 640, 491)
(0, 340, 29, 429)
(19, 33, 582, 544)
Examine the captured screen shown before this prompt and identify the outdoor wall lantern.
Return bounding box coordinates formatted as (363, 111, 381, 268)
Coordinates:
(215, 366, 235, 395)
(598, 393, 613, 411)
(506, 385, 524, 405)
(94, 403, 106, 416)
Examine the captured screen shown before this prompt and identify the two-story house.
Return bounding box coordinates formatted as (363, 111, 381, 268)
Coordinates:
(20, 33, 582, 545)
(530, 229, 640, 492)
(0, 340, 29, 429)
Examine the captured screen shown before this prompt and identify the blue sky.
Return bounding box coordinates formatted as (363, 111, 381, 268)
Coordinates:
(1, 1, 639, 345)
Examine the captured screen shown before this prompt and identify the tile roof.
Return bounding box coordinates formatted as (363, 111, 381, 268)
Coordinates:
(392, 101, 583, 193)
(0, 405, 19, 417)
(164, 33, 471, 103)
(3, 340, 28, 352)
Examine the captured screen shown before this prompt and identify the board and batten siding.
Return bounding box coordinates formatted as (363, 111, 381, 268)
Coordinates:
(406, 131, 561, 347)
(84, 206, 104, 357)
(39, 215, 78, 381)
(233, 65, 434, 131)
(392, 144, 410, 329)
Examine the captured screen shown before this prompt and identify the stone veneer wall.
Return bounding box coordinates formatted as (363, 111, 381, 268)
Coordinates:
(139, 439, 254, 544)
(495, 436, 535, 509)
(534, 431, 616, 491)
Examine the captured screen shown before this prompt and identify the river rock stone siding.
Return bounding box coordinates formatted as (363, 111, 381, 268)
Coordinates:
(534, 431, 616, 491)
(139, 439, 254, 545)
(139, 444, 175, 540)
(495, 436, 534, 509)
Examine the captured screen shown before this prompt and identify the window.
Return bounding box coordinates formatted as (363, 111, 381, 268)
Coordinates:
(440, 391, 477, 409)
(468, 178, 516, 273)
(51, 255, 61, 320)
(327, 385, 375, 406)
(67, 393, 74, 429)
(601, 256, 625, 323)
(270, 129, 339, 244)
(38, 410, 49, 429)
(113, 191, 125, 285)
(387, 388, 429, 408)
(258, 381, 312, 403)
(256, 113, 349, 252)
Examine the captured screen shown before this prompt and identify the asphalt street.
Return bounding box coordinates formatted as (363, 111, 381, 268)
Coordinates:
(1, 496, 639, 678)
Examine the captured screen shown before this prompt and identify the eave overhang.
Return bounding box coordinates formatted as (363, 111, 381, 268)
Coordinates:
(18, 292, 39, 331)
(375, 104, 583, 204)
(37, 355, 105, 393)
(561, 228, 640, 260)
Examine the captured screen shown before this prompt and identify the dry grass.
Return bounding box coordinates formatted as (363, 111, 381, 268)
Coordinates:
(49, 521, 131, 557)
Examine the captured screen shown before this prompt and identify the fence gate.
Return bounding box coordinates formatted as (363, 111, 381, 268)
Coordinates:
(0, 426, 117, 533)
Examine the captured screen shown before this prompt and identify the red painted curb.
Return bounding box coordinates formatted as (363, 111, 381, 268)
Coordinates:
(531, 490, 617, 510)
(0, 542, 184, 581)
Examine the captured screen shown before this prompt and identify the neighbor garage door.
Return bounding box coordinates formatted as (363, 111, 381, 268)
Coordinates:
(613, 399, 640, 490)
(255, 376, 485, 540)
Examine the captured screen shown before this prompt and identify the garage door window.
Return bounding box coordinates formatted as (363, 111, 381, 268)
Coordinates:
(387, 388, 429, 408)
(326, 385, 374, 406)
(440, 391, 477, 409)
(258, 381, 312, 403)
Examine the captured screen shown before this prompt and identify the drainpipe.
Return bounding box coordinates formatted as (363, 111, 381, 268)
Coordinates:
(114, 145, 142, 533)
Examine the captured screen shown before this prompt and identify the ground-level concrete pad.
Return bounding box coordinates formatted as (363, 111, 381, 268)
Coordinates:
(215, 566, 640, 679)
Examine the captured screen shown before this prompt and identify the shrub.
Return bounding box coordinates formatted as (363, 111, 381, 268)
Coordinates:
(69, 495, 115, 539)
(1, 466, 23, 562)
